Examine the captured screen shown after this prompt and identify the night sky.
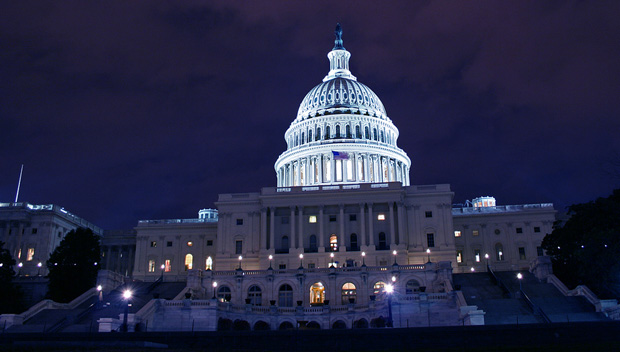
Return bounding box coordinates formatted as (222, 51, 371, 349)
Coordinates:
(1, 1, 619, 230)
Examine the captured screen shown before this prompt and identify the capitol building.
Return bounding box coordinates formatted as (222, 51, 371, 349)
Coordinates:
(2, 25, 614, 333)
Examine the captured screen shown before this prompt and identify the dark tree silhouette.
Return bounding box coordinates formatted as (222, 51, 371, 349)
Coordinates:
(542, 189, 620, 298)
(0, 241, 24, 313)
(46, 228, 101, 303)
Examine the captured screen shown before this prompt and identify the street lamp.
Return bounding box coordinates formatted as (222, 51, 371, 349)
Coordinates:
(17, 262, 23, 275)
(299, 253, 304, 269)
(37, 262, 42, 276)
(470, 267, 475, 272)
(361, 252, 366, 266)
(385, 283, 394, 327)
(238, 255, 243, 270)
(212, 281, 218, 299)
(484, 253, 490, 271)
(160, 264, 165, 281)
(392, 250, 397, 265)
(330, 252, 335, 267)
(96, 285, 103, 308)
(517, 273, 523, 292)
(121, 289, 132, 332)
(268, 255, 273, 269)
(426, 249, 431, 263)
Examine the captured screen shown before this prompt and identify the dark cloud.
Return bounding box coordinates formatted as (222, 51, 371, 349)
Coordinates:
(1, 1, 618, 228)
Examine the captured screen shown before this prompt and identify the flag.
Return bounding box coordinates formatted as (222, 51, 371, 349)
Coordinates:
(332, 151, 349, 160)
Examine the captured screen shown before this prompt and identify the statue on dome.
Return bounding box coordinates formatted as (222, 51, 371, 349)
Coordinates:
(334, 23, 345, 50)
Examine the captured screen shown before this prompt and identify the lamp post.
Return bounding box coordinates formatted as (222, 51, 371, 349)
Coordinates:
(160, 264, 165, 281)
(299, 253, 304, 269)
(17, 262, 23, 276)
(426, 249, 431, 263)
(392, 250, 397, 265)
(121, 289, 132, 332)
(484, 253, 490, 271)
(385, 283, 394, 327)
(470, 267, 475, 273)
(37, 262, 42, 276)
(96, 285, 103, 309)
(361, 252, 366, 266)
(268, 255, 273, 269)
(517, 273, 523, 292)
(212, 281, 218, 299)
(330, 253, 335, 268)
(238, 255, 243, 270)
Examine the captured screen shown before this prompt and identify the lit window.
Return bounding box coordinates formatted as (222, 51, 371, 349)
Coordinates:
(454, 231, 462, 237)
(185, 254, 193, 270)
(377, 214, 385, 221)
(472, 230, 479, 236)
(373, 281, 386, 299)
(27, 248, 35, 261)
(456, 250, 463, 263)
(148, 260, 155, 272)
(150, 241, 157, 248)
(341, 282, 357, 304)
(309, 215, 317, 223)
(187, 241, 193, 247)
(474, 249, 481, 262)
(336, 159, 343, 181)
(206, 256, 213, 270)
(165, 259, 172, 272)
(18, 248, 21, 259)
(218, 286, 232, 302)
(310, 282, 325, 304)
(330, 234, 338, 252)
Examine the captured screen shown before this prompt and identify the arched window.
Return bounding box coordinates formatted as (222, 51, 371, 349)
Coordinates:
(373, 128, 377, 141)
(496, 243, 504, 261)
(350, 233, 358, 251)
(341, 282, 357, 304)
(325, 126, 330, 139)
(206, 256, 213, 270)
(335, 125, 341, 138)
(248, 285, 262, 306)
(373, 281, 386, 301)
(309, 235, 317, 252)
(380, 130, 384, 142)
(185, 253, 193, 270)
(316, 127, 321, 141)
(301, 132, 305, 145)
(310, 282, 325, 304)
(295, 134, 298, 146)
(278, 284, 293, 307)
(346, 125, 352, 138)
(355, 125, 361, 138)
(330, 234, 338, 252)
(406, 279, 421, 294)
(218, 286, 232, 302)
(365, 126, 370, 139)
(378, 232, 387, 250)
(308, 129, 313, 142)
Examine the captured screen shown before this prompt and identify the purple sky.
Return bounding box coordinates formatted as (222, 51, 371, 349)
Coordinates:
(1, 1, 619, 229)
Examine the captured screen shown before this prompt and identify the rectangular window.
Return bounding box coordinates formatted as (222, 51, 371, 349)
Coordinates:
(537, 246, 544, 256)
(207, 240, 213, 246)
(167, 241, 173, 247)
(519, 247, 526, 260)
(534, 227, 541, 233)
(379, 260, 388, 266)
(307, 263, 316, 269)
(164, 259, 172, 272)
(454, 230, 462, 237)
(32, 228, 38, 234)
(425, 211, 433, 218)
(309, 215, 317, 223)
(27, 248, 35, 261)
(516, 227, 523, 234)
(329, 215, 337, 222)
(426, 233, 435, 248)
(456, 250, 463, 263)
(148, 260, 156, 272)
(236, 218, 243, 225)
(279, 264, 286, 270)
(474, 249, 481, 262)
(335, 159, 343, 181)
(150, 241, 157, 247)
(377, 214, 385, 221)
(472, 230, 479, 236)
(281, 216, 289, 224)
(349, 214, 357, 221)
(235, 240, 243, 254)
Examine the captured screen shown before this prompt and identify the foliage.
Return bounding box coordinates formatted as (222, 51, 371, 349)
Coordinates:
(46, 227, 101, 303)
(0, 240, 24, 313)
(542, 189, 620, 298)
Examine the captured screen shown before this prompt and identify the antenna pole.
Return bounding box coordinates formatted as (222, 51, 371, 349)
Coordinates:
(14, 164, 23, 203)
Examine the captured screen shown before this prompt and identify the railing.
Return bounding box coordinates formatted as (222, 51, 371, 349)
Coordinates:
(520, 289, 551, 323)
(487, 265, 510, 297)
(452, 203, 554, 215)
(138, 218, 218, 225)
(211, 264, 424, 277)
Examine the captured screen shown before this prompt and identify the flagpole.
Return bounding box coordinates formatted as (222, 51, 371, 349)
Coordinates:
(14, 164, 23, 203)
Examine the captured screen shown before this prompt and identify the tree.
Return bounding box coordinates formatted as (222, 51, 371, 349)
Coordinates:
(542, 189, 620, 298)
(0, 241, 24, 313)
(47, 227, 101, 303)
